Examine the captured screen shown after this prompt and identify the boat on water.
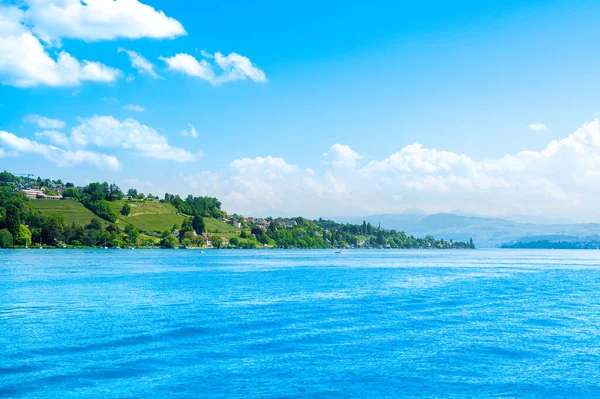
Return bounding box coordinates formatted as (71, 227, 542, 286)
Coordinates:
(335, 250, 342, 254)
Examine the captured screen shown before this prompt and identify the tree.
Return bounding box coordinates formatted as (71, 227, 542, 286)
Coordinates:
(229, 237, 240, 247)
(160, 231, 178, 248)
(124, 224, 139, 246)
(127, 188, 138, 198)
(5, 205, 21, 236)
(138, 193, 145, 200)
(192, 216, 205, 234)
(88, 218, 103, 231)
(469, 238, 475, 249)
(120, 203, 131, 216)
(15, 224, 32, 246)
(45, 189, 57, 196)
(42, 214, 65, 245)
(377, 230, 384, 246)
(179, 218, 194, 241)
(62, 188, 80, 199)
(0, 229, 13, 248)
(108, 184, 123, 201)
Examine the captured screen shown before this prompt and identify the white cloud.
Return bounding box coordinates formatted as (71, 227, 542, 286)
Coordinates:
(118, 48, 160, 79)
(325, 144, 364, 168)
(159, 53, 215, 81)
(529, 123, 548, 131)
(24, 0, 186, 44)
(35, 130, 70, 147)
(123, 104, 145, 112)
(180, 123, 198, 138)
(0, 130, 120, 170)
(213, 52, 267, 84)
(159, 51, 266, 85)
(0, 8, 121, 87)
(23, 114, 66, 129)
(173, 119, 600, 221)
(70, 115, 198, 162)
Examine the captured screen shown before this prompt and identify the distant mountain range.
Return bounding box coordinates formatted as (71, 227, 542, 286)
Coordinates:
(331, 212, 600, 248)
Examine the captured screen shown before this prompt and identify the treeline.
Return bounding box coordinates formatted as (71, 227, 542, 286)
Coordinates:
(238, 217, 474, 249)
(502, 240, 600, 249)
(164, 194, 226, 219)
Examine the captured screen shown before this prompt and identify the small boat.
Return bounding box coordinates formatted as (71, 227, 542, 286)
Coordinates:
(335, 250, 342, 254)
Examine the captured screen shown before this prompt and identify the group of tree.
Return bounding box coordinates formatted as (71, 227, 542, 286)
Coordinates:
(164, 193, 225, 219)
(232, 217, 475, 249)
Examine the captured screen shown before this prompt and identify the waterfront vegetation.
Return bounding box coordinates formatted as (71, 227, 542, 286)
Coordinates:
(0, 171, 474, 249)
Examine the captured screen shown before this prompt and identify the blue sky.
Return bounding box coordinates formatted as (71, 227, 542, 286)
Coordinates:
(1, 0, 600, 220)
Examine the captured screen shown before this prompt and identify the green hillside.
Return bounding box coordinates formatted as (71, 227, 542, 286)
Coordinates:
(109, 200, 186, 232)
(205, 218, 240, 234)
(29, 199, 101, 226)
(30, 198, 242, 236)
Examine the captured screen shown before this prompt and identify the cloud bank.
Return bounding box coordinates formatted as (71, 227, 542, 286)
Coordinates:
(175, 119, 600, 221)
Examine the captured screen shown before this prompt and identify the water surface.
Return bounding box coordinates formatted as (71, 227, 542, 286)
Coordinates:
(1, 249, 600, 398)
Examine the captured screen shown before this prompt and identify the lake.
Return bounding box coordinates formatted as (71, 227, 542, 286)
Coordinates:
(1, 249, 600, 398)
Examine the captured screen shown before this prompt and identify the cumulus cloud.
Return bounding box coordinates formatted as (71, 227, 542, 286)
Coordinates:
(529, 123, 548, 131)
(118, 48, 160, 79)
(173, 119, 600, 221)
(23, 114, 66, 129)
(180, 123, 198, 138)
(70, 115, 198, 162)
(34, 130, 70, 147)
(325, 144, 364, 168)
(24, 0, 186, 44)
(0, 130, 120, 170)
(159, 51, 266, 85)
(0, 7, 121, 87)
(123, 104, 145, 112)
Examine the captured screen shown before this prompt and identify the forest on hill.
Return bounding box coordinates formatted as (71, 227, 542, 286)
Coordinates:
(0, 171, 474, 250)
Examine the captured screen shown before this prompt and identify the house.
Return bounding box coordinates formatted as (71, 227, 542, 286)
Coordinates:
(357, 239, 368, 246)
(22, 188, 61, 200)
(231, 221, 242, 229)
(172, 229, 180, 238)
(285, 220, 297, 228)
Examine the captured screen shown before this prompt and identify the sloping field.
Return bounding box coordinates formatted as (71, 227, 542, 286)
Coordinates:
(205, 218, 240, 234)
(29, 199, 100, 226)
(122, 213, 186, 233)
(109, 200, 186, 232)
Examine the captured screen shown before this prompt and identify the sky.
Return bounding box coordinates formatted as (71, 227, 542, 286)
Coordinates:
(1, 0, 600, 221)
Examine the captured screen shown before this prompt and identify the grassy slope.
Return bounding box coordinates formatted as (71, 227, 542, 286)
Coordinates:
(109, 200, 186, 232)
(204, 218, 240, 234)
(32, 198, 244, 239)
(29, 199, 101, 226)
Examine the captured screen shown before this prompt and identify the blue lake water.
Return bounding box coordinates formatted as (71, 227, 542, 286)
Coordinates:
(1, 249, 600, 398)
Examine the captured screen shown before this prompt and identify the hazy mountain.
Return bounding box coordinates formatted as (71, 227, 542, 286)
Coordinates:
(501, 214, 576, 225)
(331, 212, 600, 248)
